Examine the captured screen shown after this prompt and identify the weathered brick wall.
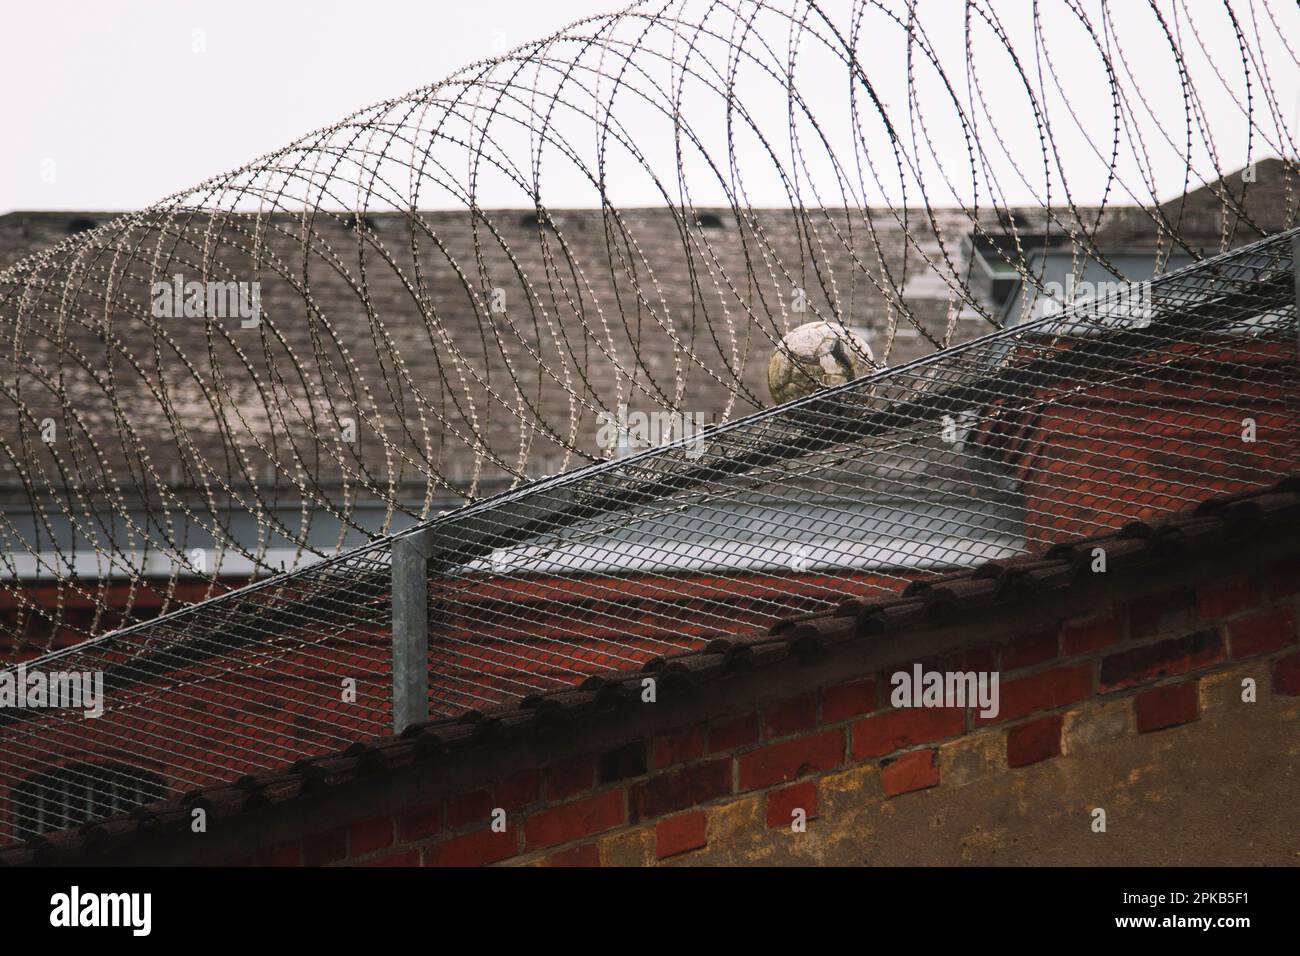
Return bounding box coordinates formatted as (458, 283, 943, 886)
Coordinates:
(70, 534, 1297, 867)
(0, 568, 912, 851)
(1019, 339, 1300, 546)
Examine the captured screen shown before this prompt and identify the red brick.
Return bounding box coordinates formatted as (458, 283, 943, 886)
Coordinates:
(737, 729, 843, 790)
(495, 771, 539, 811)
(546, 843, 600, 867)
(1062, 614, 1121, 656)
(1007, 714, 1063, 767)
(880, 749, 939, 797)
(1260, 555, 1300, 600)
(524, 790, 625, 851)
(941, 645, 998, 673)
(1099, 630, 1224, 691)
(708, 713, 759, 752)
(762, 694, 817, 738)
(766, 780, 818, 829)
(348, 816, 394, 857)
(598, 741, 647, 782)
(395, 801, 443, 842)
(447, 789, 493, 829)
(256, 843, 301, 867)
(630, 758, 731, 820)
(1274, 653, 1300, 696)
(1229, 606, 1298, 658)
(851, 707, 965, 759)
(652, 727, 707, 768)
(1196, 575, 1258, 621)
(655, 810, 707, 859)
(360, 850, 419, 867)
(546, 754, 596, 801)
(1135, 681, 1200, 733)
(820, 678, 877, 723)
(982, 664, 1093, 724)
(882, 658, 939, 687)
(425, 826, 518, 867)
(1003, 628, 1058, 670)
(1127, 587, 1195, 639)
(302, 828, 347, 867)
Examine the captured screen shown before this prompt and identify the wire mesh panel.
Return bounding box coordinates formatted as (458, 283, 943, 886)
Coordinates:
(0, 0, 1297, 845)
(0, 227, 1294, 847)
(1, 0, 1296, 659)
(0, 542, 391, 844)
(419, 231, 1299, 714)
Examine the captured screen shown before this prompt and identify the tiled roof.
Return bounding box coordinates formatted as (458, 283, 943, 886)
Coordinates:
(0, 206, 994, 495)
(1093, 158, 1298, 252)
(6, 472, 1297, 865)
(2, 163, 1285, 498)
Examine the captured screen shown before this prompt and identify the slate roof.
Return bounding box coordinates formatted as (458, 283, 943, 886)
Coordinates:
(2, 161, 1288, 503)
(0, 206, 993, 495)
(1092, 157, 1299, 252)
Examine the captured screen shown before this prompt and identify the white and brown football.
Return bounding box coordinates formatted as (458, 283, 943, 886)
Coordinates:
(767, 321, 877, 405)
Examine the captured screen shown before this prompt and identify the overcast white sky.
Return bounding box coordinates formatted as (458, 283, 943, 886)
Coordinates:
(3, 0, 1296, 214)
(1, 0, 617, 212)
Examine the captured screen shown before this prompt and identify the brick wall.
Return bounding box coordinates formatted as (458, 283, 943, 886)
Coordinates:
(0, 568, 916, 849)
(1019, 338, 1300, 545)
(97, 535, 1299, 868)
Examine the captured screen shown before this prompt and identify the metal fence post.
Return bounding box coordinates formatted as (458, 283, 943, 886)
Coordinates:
(1293, 234, 1299, 321)
(391, 529, 431, 733)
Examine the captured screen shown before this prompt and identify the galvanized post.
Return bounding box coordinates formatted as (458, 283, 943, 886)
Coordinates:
(1293, 234, 1300, 319)
(391, 529, 431, 733)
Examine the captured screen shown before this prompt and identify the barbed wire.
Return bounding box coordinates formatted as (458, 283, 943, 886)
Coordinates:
(0, 0, 1298, 841)
(2, 0, 1293, 654)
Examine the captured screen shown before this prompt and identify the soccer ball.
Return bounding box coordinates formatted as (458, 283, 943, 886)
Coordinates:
(767, 321, 876, 405)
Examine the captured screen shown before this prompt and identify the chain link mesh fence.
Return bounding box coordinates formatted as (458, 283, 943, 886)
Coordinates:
(2, 228, 1294, 843)
(0, 0, 1297, 846)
